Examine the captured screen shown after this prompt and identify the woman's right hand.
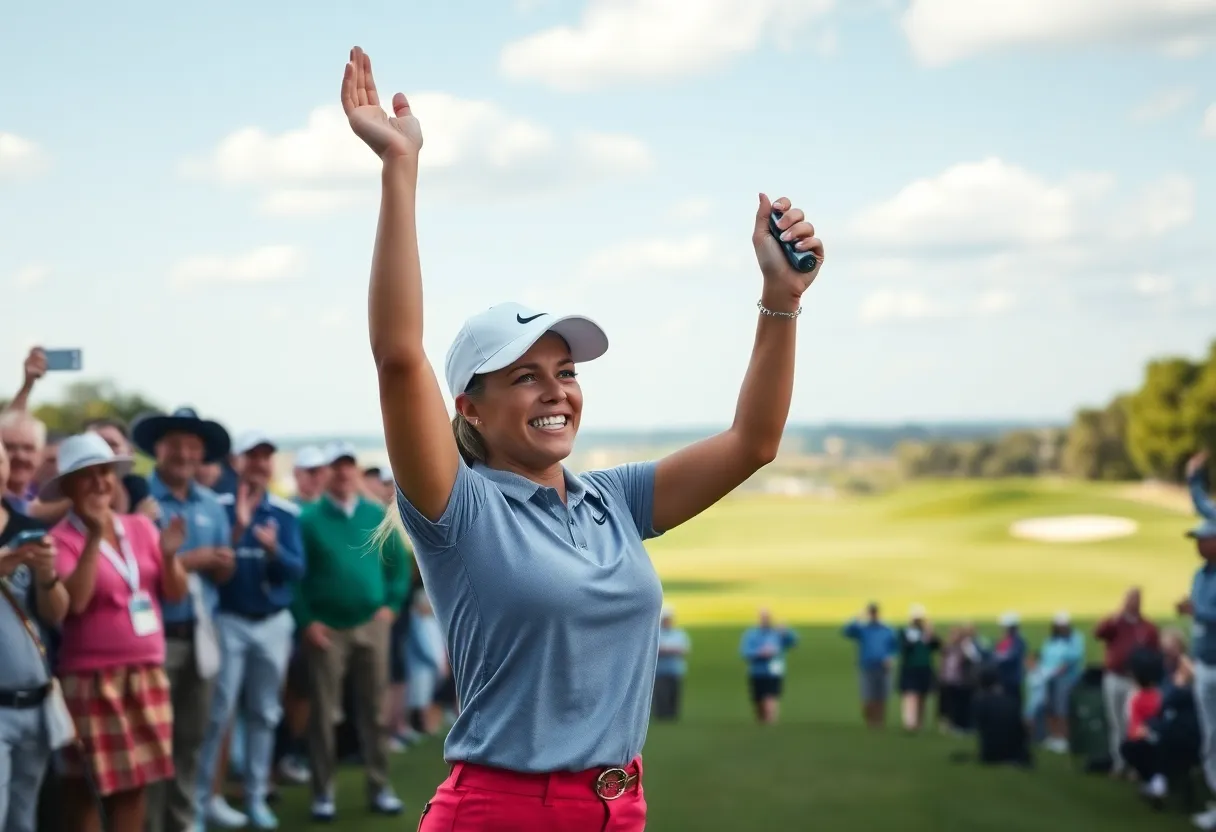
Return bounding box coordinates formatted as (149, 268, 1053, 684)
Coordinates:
(78, 504, 109, 536)
(342, 46, 422, 162)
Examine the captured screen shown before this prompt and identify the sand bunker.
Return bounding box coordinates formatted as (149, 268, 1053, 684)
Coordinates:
(1009, 515, 1138, 543)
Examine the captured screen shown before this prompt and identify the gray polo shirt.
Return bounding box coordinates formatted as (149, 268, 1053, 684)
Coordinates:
(0, 564, 50, 691)
(396, 458, 664, 773)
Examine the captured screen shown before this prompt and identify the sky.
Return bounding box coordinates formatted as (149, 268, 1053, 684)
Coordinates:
(1, 0, 1214, 438)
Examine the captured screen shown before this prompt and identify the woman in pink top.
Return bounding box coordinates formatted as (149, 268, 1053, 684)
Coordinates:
(42, 433, 189, 832)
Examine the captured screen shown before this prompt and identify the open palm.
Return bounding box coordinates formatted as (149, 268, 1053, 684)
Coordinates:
(343, 46, 422, 160)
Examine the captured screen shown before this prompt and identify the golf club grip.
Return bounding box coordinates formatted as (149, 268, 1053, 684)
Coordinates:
(769, 210, 818, 273)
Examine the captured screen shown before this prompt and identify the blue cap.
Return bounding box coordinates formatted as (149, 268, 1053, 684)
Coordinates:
(443, 302, 609, 398)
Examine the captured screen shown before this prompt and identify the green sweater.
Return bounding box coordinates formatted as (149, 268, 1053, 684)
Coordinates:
(292, 496, 412, 630)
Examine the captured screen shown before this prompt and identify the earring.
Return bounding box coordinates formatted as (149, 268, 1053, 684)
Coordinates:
(469, 418, 480, 426)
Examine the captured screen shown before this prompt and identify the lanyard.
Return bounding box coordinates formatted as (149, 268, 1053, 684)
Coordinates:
(69, 514, 140, 594)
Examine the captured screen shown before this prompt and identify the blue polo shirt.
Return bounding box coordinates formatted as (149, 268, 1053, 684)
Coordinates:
(656, 627, 691, 677)
(214, 491, 305, 618)
(1189, 472, 1216, 664)
(148, 471, 232, 624)
(842, 619, 897, 669)
(740, 626, 798, 678)
(395, 458, 664, 773)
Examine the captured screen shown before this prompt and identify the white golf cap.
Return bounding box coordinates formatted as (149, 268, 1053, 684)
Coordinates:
(293, 445, 327, 469)
(325, 441, 358, 465)
(234, 429, 277, 456)
(999, 611, 1021, 627)
(443, 302, 609, 398)
(1052, 610, 1071, 626)
(38, 433, 134, 502)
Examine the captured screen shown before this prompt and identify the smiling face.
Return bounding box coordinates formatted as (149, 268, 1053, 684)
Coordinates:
(62, 464, 118, 516)
(457, 333, 582, 473)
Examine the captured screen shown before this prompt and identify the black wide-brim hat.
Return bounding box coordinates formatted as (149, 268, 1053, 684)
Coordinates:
(131, 406, 231, 464)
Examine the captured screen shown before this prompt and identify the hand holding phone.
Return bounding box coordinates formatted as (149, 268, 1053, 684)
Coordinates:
(43, 349, 83, 372)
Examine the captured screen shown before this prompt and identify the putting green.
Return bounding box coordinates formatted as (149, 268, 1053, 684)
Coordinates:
(648, 477, 1199, 626)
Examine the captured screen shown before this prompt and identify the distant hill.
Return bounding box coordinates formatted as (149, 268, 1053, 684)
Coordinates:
(274, 420, 1062, 457)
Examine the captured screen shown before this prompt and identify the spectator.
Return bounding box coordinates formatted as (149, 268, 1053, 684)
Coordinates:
(132, 407, 235, 832)
(0, 439, 69, 832)
(406, 590, 449, 734)
(0, 410, 46, 514)
(992, 611, 1027, 708)
(45, 434, 190, 832)
(896, 604, 940, 732)
(294, 442, 411, 822)
(1119, 656, 1165, 801)
(1094, 587, 1160, 776)
(195, 432, 306, 830)
(653, 605, 691, 722)
(85, 418, 159, 519)
(842, 602, 897, 728)
(1039, 611, 1085, 754)
(1182, 450, 1216, 830)
(291, 446, 328, 505)
(938, 625, 983, 734)
(740, 608, 798, 725)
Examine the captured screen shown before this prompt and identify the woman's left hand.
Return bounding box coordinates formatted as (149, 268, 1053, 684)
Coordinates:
(752, 193, 824, 307)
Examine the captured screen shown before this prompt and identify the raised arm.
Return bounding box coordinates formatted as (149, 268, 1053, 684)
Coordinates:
(344, 46, 458, 523)
(1187, 451, 1216, 521)
(652, 195, 823, 533)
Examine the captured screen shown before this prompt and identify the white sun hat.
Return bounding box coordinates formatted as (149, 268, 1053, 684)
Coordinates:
(38, 432, 133, 502)
(444, 302, 609, 398)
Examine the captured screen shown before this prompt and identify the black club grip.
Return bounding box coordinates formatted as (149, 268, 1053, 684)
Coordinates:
(769, 209, 818, 273)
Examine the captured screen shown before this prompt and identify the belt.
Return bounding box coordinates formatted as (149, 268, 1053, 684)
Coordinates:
(450, 759, 642, 802)
(164, 620, 196, 640)
(226, 609, 283, 623)
(0, 684, 50, 709)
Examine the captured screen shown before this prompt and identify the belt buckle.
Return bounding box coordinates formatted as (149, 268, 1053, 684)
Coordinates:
(595, 767, 631, 801)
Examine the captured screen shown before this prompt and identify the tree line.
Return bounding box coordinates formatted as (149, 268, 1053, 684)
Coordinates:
(896, 338, 1216, 483)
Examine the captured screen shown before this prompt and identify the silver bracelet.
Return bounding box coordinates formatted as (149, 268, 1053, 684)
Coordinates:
(757, 300, 802, 319)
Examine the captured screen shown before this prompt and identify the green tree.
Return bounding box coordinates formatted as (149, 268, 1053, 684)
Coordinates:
(1125, 357, 1202, 480)
(26, 381, 162, 435)
(1062, 397, 1136, 480)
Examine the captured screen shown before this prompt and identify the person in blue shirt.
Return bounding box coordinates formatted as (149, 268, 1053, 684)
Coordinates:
(652, 605, 691, 722)
(132, 406, 235, 832)
(1179, 450, 1216, 830)
(194, 431, 305, 831)
(347, 43, 824, 832)
(1037, 611, 1085, 755)
(843, 602, 897, 728)
(740, 609, 799, 725)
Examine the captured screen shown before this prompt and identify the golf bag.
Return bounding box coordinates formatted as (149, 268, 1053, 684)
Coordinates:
(1067, 665, 1112, 773)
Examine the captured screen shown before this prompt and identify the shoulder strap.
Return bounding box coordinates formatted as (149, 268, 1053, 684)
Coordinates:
(0, 575, 47, 659)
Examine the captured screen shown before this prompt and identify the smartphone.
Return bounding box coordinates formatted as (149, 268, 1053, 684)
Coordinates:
(43, 348, 82, 372)
(7, 529, 47, 548)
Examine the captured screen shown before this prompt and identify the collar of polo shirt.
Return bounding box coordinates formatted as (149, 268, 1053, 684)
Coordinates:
(472, 461, 603, 508)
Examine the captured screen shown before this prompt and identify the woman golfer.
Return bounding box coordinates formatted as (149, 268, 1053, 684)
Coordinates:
(344, 45, 824, 831)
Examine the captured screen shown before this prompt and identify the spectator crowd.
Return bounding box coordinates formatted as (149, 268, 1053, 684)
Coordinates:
(838, 453, 1216, 827)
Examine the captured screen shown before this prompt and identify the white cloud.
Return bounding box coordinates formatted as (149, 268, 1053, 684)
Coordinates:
(848, 158, 1193, 254)
(11, 263, 49, 289)
(859, 287, 1016, 323)
(1132, 273, 1173, 296)
(581, 233, 726, 279)
(901, 0, 1216, 66)
(1130, 87, 1194, 122)
(0, 133, 48, 177)
(1203, 103, 1216, 138)
(184, 95, 653, 212)
(499, 0, 835, 91)
(169, 245, 301, 289)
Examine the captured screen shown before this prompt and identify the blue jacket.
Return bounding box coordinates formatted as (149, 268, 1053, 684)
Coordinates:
(740, 626, 798, 678)
(214, 490, 305, 618)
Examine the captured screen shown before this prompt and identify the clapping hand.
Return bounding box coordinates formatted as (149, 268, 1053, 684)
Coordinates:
(342, 46, 422, 162)
(253, 519, 278, 555)
(753, 195, 824, 305)
(160, 515, 187, 560)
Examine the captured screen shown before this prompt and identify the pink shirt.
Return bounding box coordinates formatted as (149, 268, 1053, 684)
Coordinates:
(52, 514, 167, 674)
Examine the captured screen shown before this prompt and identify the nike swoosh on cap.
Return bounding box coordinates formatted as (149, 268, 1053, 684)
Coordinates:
(516, 313, 545, 324)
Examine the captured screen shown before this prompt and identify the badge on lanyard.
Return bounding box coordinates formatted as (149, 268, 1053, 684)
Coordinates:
(130, 591, 160, 637)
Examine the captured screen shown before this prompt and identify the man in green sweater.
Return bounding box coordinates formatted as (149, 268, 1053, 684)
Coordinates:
(293, 442, 411, 822)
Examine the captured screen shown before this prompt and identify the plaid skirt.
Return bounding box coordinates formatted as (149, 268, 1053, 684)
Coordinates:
(59, 664, 174, 796)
